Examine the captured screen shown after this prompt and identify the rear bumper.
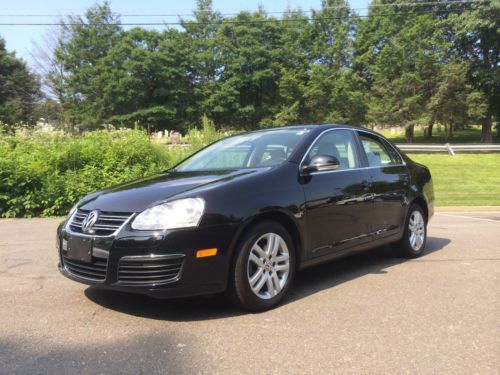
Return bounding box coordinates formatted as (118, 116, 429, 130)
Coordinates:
(57, 221, 239, 299)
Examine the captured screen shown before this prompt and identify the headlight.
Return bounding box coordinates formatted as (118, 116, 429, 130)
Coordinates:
(131, 198, 205, 230)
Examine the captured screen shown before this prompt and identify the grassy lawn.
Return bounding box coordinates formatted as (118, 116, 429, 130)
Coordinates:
(406, 153, 500, 206)
(382, 126, 500, 144)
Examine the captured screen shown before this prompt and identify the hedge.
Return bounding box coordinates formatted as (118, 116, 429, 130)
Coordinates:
(0, 129, 188, 217)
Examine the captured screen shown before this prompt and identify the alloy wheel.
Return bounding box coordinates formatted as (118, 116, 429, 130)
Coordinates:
(247, 233, 290, 300)
(408, 210, 425, 251)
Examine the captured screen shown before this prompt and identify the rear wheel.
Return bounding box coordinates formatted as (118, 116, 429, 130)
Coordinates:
(393, 204, 427, 258)
(228, 221, 296, 312)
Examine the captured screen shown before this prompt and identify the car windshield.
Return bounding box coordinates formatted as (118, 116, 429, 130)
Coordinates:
(174, 128, 311, 172)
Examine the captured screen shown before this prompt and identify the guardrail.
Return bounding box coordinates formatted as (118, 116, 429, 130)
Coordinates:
(164, 142, 500, 155)
(395, 143, 500, 155)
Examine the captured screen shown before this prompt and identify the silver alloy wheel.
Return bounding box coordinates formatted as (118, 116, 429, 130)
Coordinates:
(247, 233, 290, 300)
(408, 210, 425, 251)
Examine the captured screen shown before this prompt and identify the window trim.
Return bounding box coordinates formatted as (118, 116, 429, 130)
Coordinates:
(381, 138, 405, 165)
(299, 127, 406, 175)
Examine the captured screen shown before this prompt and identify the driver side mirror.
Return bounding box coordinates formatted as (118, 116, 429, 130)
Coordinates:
(301, 154, 340, 175)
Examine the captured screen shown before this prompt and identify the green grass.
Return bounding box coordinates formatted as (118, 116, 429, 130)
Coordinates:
(382, 126, 500, 144)
(407, 153, 500, 206)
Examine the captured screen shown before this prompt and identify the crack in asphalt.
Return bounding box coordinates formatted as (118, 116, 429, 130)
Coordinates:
(6, 261, 32, 269)
(87, 307, 106, 325)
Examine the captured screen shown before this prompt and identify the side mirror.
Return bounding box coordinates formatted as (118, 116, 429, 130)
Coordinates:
(301, 154, 340, 175)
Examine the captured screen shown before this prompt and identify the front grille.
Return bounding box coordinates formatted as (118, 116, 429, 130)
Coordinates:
(118, 255, 185, 286)
(63, 255, 107, 281)
(69, 209, 132, 236)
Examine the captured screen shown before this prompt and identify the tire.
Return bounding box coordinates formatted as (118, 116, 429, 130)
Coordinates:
(393, 203, 427, 258)
(228, 221, 296, 312)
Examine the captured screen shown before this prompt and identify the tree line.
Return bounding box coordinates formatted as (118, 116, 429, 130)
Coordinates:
(1, 0, 498, 142)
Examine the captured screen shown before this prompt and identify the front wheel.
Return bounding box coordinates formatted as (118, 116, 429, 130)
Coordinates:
(228, 221, 296, 312)
(393, 204, 427, 258)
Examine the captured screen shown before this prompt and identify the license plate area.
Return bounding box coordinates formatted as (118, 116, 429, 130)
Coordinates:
(66, 236, 92, 263)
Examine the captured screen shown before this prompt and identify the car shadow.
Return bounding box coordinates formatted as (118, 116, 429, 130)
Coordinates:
(287, 236, 450, 305)
(85, 236, 450, 321)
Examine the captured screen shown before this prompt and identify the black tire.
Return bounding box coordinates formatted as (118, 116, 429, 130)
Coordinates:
(228, 221, 296, 312)
(393, 203, 427, 258)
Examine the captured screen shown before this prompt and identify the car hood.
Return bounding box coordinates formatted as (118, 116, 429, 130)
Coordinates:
(78, 169, 263, 213)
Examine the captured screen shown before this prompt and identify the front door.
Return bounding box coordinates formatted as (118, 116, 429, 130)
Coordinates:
(301, 129, 373, 258)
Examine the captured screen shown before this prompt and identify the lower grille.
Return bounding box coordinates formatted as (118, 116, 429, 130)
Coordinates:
(63, 255, 107, 281)
(118, 255, 184, 286)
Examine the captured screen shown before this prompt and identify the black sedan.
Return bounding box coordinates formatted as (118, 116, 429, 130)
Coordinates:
(57, 125, 434, 311)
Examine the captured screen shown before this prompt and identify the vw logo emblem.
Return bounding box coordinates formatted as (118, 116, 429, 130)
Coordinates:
(82, 210, 99, 233)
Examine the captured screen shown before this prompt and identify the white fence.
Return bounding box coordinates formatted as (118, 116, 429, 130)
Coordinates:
(395, 143, 500, 155)
(162, 141, 500, 155)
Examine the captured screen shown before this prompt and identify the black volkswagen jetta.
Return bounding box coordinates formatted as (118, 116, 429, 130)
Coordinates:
(57, 125, 434, 311)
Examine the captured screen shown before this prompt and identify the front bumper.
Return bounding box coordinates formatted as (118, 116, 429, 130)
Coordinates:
(57, 221, 239, 298)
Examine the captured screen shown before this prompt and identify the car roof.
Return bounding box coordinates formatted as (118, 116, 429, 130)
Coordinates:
(248, 124, 376, 135)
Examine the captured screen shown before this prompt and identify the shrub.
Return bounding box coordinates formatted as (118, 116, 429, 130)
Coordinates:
(186, 115, 228, 151)
(0, 129, 189, 217)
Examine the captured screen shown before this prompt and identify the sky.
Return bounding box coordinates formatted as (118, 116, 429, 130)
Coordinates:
(0, 0, 370, 68)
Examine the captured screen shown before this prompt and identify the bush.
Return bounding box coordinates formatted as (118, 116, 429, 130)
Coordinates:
(0, 129, 189, 217)
(185, 115, 228, 151)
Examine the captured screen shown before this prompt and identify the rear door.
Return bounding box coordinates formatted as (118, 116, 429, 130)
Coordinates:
(356, 131, 410, 237)
(301, 129, 373, 258)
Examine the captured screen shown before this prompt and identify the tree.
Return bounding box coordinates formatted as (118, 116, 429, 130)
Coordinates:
(181, 0, 222, 122)
(31, 26, 65, 102)
(33, 99, 63, 125)
(0, 37, 40, 126)
(447, 0, 500, 142)
(354, 0, 447, 142)
(304, 0, 365, 125)
(428, 62, 485, 141)
(100, 28, 196, 131)
(30, 26, 66, 126)
(55, 1, 122, 128)
(206, 10, 284, 129)
(269, 9, 310, 126)
(26, 0, 495, 138)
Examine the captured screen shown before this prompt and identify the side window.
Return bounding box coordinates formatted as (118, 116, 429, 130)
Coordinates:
(359, 134, 400, 167)
(306, 130, 360, 170)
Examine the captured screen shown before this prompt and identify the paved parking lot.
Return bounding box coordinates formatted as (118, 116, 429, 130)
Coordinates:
(0, 211, 499, 374)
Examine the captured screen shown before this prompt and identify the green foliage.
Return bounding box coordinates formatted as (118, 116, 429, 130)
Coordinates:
(33, 99, 63, 126)
(446, 0, 500, 142)
(0, 129, 185, 217)
(186, 115, 227, 151)
(3, 0, 497, 141)
(356, 2, 445, 129)
(427, 62, 486, 139)
(55, 1, 123, 128)
(0, 38, 40, 126)
(100, 28, 196, 131)
(205, 11, 284, 129)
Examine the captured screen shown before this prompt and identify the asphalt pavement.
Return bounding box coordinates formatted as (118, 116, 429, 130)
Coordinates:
(0, 211, 499, 374)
